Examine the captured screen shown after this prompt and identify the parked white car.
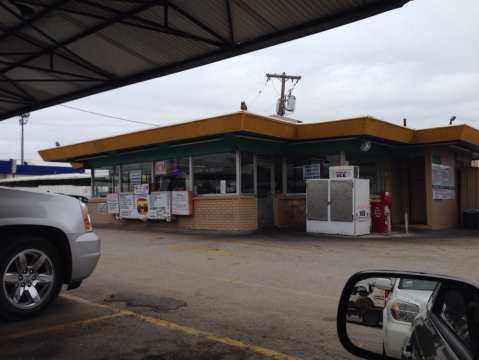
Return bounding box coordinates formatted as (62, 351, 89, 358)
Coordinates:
(382, 278, 437, 358)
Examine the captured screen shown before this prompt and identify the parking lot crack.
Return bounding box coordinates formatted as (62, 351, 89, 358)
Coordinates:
(105, 292, 187, 313)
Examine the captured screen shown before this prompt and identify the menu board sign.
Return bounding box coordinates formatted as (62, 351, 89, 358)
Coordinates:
(432, 162, 455, 200)
(120, 190, 191, 219)
(106, 193, 119, 214)
(149, 192, 171, 220)
(171, 191, 193, 215)
(119, 192, 136, 218)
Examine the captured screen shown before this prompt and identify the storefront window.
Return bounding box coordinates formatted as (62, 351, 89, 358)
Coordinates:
(93, 166, 115, 197)
(286, 158, 306, 193)
(274, 157, 283, 193)
(153, 158, 189, 191)
(121, 162, 152, 192)
(241, 152, 254, 193)
(112, 165, 120, 193)
(193, 153, 236, 195)
(352, 161, 384, 194)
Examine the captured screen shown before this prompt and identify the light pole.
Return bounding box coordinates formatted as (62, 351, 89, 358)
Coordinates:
(19, 113, 30, 164)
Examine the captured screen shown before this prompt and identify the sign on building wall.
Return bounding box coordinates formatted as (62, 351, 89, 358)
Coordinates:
(132, 184, 149, 219)
(432, 163, 455, 200)
(135, 196, 149, 219)
(134, 183, 149, 195)
(330, 166, 359, 179)
(172, 191, 193, 215)
(129, 170, 142, 186)
(119, 192, 136, 218)
(149, 192, 171, 220)
(106, 193, 119, 214)
(119, 190, 192, 219)
(303, 164, 321, 180)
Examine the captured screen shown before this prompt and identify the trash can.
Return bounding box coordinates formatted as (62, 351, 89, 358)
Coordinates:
(463, 209, 479, 229)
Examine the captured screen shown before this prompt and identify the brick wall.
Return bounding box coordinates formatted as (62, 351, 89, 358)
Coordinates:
(88, 195, 258, 232)
(176, 195, 257, 231)
(87, 198, 119, 225)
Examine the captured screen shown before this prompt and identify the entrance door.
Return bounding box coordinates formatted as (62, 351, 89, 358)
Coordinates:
(257, 157, 274, 228)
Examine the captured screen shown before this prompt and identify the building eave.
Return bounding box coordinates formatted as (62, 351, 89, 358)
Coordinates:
(39, 112, 479, 164)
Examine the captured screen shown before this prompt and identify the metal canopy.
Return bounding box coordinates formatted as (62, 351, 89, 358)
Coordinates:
(0, 0, 411, 121)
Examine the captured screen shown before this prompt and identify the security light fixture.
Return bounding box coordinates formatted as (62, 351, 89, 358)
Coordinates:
(360, 140, 372, 152)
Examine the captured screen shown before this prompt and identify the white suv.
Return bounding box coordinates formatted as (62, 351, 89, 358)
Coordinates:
(0, 187, 100, 320)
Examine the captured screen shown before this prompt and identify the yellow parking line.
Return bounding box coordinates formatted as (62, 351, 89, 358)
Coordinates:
(62, 292, 115, 310)
(133, 313, 298, 360)
(63, 294, 300, 360)
(5, 311, 130, 340)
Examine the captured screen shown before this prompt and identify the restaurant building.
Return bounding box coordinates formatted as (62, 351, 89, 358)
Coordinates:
(39, 112, 479, 232)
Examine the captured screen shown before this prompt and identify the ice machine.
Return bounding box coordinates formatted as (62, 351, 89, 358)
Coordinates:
(306, 166, 370, 236)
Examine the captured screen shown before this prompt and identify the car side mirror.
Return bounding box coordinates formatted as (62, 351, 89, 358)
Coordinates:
(337, 270, 479, 360)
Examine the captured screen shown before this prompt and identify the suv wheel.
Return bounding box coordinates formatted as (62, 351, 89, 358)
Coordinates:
(0, 236, 63, 320)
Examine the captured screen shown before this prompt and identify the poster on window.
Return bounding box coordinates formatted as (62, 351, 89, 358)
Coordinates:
(171, 191, 193, 215)
(149, 191, 171, 220)
(129, 170, 142, 186)
(303, 164, 321, 180)
(135, 195, 149, 219)
(119, 192, 136, 218)
(134, 183, 149, 195)
(106, 193, 119, 214)
(155, 161, 167, 175)
(432, 162, 455, 200)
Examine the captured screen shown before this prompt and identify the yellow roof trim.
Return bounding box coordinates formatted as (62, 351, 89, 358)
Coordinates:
(39, 112, 479, 162)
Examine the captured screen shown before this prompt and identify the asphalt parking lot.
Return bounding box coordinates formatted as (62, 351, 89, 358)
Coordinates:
(1, 227, 478, 360)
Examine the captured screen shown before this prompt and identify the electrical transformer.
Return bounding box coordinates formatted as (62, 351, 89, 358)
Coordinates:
(306, 166, 370, 236)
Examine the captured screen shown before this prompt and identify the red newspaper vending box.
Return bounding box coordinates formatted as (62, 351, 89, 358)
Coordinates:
(371, 192, 392, 233)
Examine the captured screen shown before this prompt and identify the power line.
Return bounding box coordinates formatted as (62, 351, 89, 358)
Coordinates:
(270, 79, 280, 96)
(247, 78, 270, 107)
(59, 104, 158, 126)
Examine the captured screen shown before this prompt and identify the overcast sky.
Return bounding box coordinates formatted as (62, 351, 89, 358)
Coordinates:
(1, 0, 478, 165)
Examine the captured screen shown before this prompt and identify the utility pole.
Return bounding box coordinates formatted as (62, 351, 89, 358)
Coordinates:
(19, 113, 30, 164)
(266, 72, 301, 116)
